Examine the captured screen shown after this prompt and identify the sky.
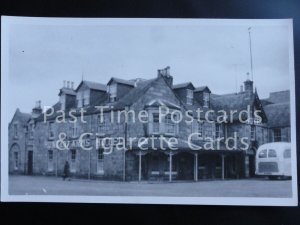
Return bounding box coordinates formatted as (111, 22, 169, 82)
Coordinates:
(6, 19, 291, 117)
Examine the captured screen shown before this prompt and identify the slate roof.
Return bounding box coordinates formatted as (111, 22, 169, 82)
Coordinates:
(10, 109, 31, 125)
(211, 92, 254, 112)
(264, 102, 290, 128)
(59, 87, 76, 96)
(194, 86, 211, 93)
(107, 77, 135, 87)
(76, 80, 107, 92)
(172, 82, 195, 90)
(267, 90, 290, 104)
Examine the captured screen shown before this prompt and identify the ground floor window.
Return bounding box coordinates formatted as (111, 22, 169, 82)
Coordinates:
(97, 149, 104, 174)
(48, 150, 54, 172)
(70, 149, 76, 172)
(14, 152, 18, 170)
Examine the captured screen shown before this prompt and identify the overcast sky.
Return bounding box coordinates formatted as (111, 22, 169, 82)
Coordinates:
(7, 19, 291, 116)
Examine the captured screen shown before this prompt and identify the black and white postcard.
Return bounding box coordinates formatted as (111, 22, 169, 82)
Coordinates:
(1, 16, 297, 206)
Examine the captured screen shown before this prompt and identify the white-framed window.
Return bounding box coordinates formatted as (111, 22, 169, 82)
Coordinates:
(13, 123, 18, 138)
(108, 83, 117, 102)
(215, 123, 221, 138)
(97, 114, 108, 133)
(29, 123, 34, 138)
(97, 149, 104, 174)
(152, 113, 160, 133)
(165, 114, 176, 134)
(70, 149, 76, 172)
(71, 123, 78, 137)
(186, 89, 193, 105)
(14, 152, 19, 170)
(197, 121, 203, 137)
(250, 125, 256, 140)
(273, 128, 281, 142)
(77, 90, 90, 107)
(48, 122, 54, 139)
(205, 123, 213, 138)
(48, 150, 54, 171)
(83, 90, 89, 106)
(203, 92, 210, 107)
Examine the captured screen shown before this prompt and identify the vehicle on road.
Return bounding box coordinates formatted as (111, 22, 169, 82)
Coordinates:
(255, 142, 291, 180)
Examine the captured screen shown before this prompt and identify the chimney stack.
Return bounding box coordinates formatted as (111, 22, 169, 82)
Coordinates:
(71, 81, 74, 89)
(63, 80, 66, 88)
(32, 100, 42, 118)
(157, 66, 173, 87)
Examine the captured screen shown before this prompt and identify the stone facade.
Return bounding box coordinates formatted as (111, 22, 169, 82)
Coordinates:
(8, 67, 291, 181)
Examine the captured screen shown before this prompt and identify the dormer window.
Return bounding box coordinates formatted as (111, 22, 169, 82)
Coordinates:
(203, 92, 210, 107)
(77, 90, 90, 107)
(108, 83, 117, 102)
(187, 89, 193, 105)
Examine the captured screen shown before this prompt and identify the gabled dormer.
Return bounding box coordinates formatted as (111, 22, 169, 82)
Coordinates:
(59, 81, 76, 110)
(107, 78, 135, 102)
(75, 80, 107, 108)
(172, 82, 195, 105)
(194, 86, 211, 108)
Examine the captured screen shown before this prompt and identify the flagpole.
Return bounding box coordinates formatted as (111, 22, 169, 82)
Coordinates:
(248, 27, 254, 81)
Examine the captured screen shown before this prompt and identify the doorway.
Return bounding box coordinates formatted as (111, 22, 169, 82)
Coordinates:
(27, 151, 33, 175)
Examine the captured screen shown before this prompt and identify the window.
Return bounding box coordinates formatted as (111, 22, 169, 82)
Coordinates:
(13, 124, 18, 138)
(70, 149, 76, 172)
(108, 84, 117, 102)
(97, 149, 104, 174)
(274, 128, 281, 142)
(268, 149, 277, 158)
(215, 124, 221, 138)
(250, 125, 255, 140)
(205, 123, 213, 138)
(284, 149, 291, 158)
(48, 122, 54, 138)
(254, 117, 261, 125)
(97, 114, 108, 133)
(186, 89, 193, 105)
(29, 123, 34, 138)
(71, 123, 78, 137)
(258, 149, 267, 158)
(48, 150, 53, 161)
(77, 90, 90, 107)
(14, 152, 18, 170)
(83, 90, 90, 106)
(48, 150, 54, 171)
(152, 113, 160, 133)
(197, 122, 203, 137)
(203, 92, 210, 107)
(165, 114, 176, 134)
(70, 149, 76, 162)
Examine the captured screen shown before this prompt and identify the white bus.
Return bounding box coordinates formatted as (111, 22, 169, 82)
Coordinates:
(255, 142, 291, 180)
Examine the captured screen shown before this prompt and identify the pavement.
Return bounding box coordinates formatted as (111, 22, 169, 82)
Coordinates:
(9, 175, 293, 197)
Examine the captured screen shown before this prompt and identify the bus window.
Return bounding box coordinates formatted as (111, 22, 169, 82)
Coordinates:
(258, 149, 267, 158)
(283, 149, 291, 158)
(268, 149, 277, 158)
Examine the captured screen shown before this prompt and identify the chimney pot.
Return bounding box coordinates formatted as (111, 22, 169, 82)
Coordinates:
(240, 85, 243, 93)
(67, 81, 70, 88)
(63, 80, 66, 87)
